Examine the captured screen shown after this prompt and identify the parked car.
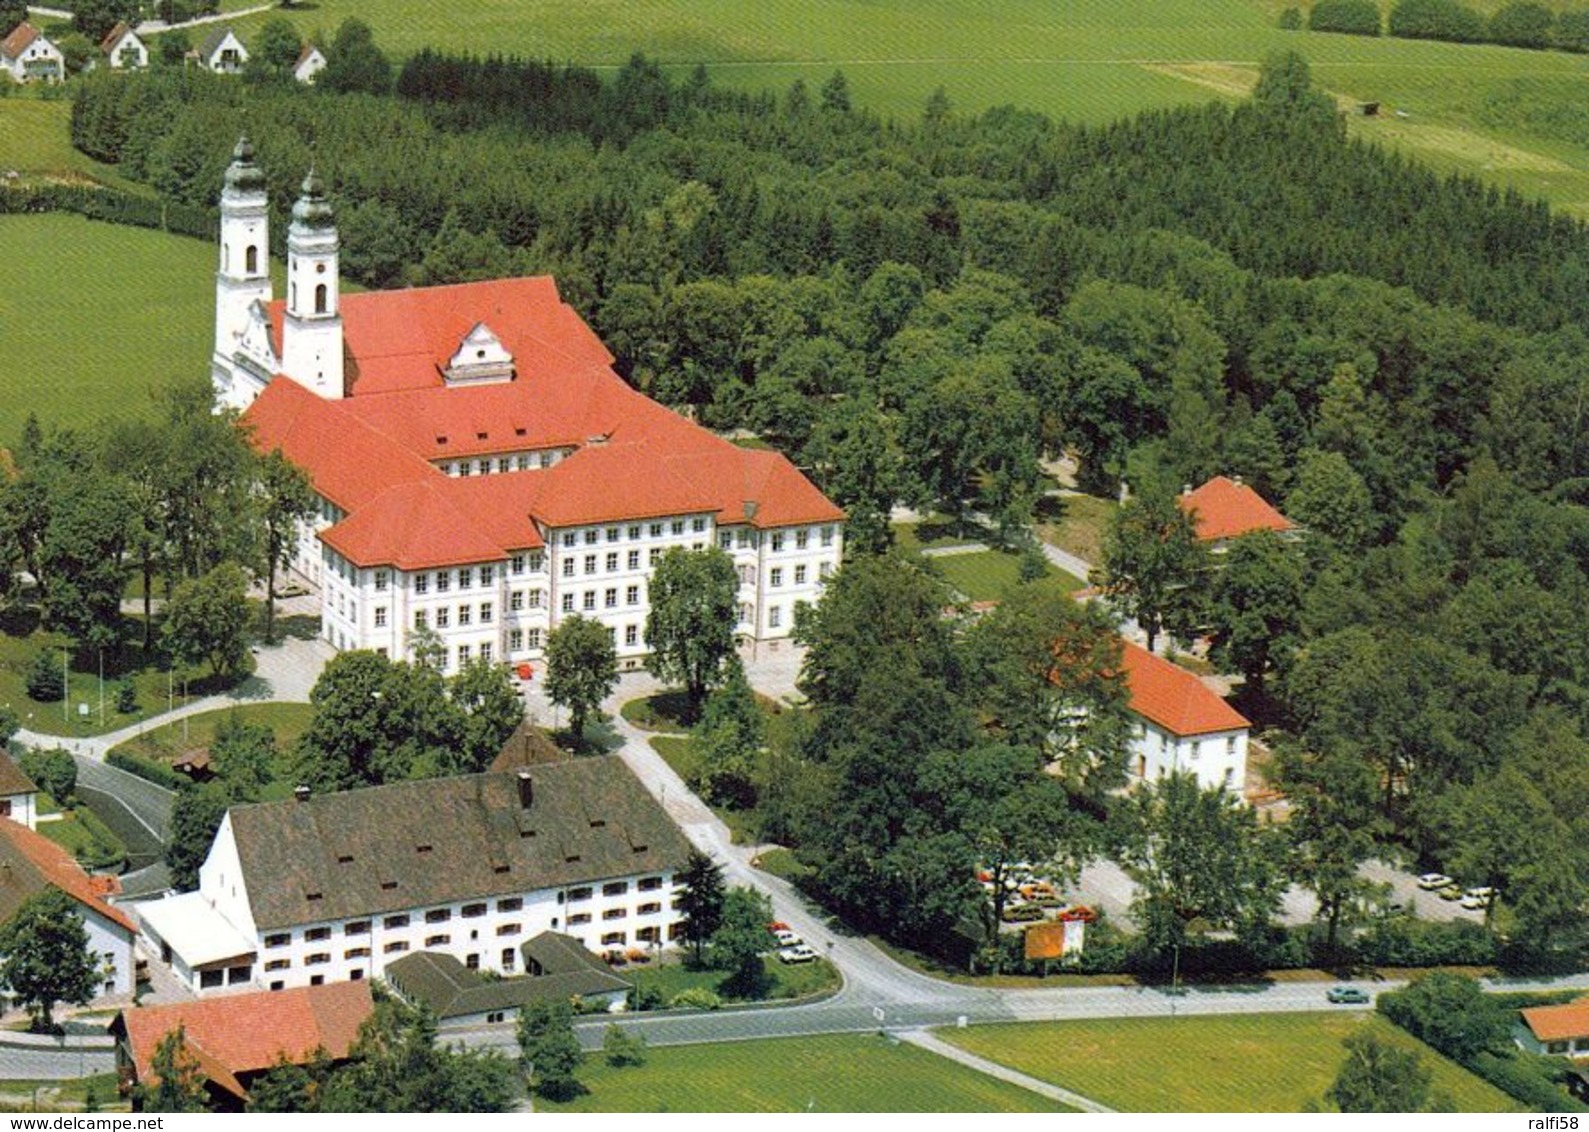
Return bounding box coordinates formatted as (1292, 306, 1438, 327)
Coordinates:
(1417, 873, 1453, 890)
(772, 929, 802, 948)
(767, 921, 791, 933)
(1461, 887, 1494, 910)
(1327, 986, 1371, 1005)
(778, 944, 818, 964)
(1019, 882, 1058, 903)
(1438, 883, 1465, 901)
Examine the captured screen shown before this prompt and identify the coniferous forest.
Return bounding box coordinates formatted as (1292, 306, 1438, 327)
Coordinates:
(56, 48, 1589, 974)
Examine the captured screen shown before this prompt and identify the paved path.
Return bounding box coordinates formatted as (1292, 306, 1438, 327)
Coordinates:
(134, 4, 274, 35)
(898, 1029, 1115, 1112)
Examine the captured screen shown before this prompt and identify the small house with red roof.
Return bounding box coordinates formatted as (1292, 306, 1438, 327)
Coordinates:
(100, 22, 147, 70)
(0, 818, 136, 998)
(1516, 999, 1589, 1060)
(1121, 641, 1249, 795)
(114, 980, 373, 1111)
(1, 23, 64, 83)
(210, 142, 843, 674)
(1178, 475, 1295, 552)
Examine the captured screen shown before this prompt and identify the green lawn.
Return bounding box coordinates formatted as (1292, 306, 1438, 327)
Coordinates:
(0, 611, 221, 739)
(108, 703, 316, 799)
(626, 953, 839, 1007)
(0, 99, 146, 192)
(0, 214, 217, 445)
(931, 549, 1084, 603)
(539, 1032, 1073, 1112)
(941, 1013, 1523, 1113)
(647, 735, 759, 844)
(36, 805, 126, 869)
(1038, 493, 1118, 569)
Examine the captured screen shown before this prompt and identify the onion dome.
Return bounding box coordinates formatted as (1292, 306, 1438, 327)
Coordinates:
(223, 135, 266, 194)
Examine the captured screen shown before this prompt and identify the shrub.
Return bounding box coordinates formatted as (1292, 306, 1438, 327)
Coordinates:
(1309, 0, 1383, 35)
(1377, 972, 1511, 1063)
(668, 987, 722, 1011)
(1279, 7, 1303, 30)
(19, 748, 76, 804)
(602, 1024, 647, 1067)
(626, 984, 665, 1012)
(1356, 916, 1497, 967)
(1389, 0, 1486, 42)
(1556, 11, 1589, 51)
(1488, 2, 1555, 48)
(115, 680, 139, 714)
(26, 651, 65, 703)
(1469, 1051, 1584, 1113)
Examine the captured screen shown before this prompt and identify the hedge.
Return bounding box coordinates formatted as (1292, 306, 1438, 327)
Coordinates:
(1389, 0, 1487, 42)
(105, 750, 187, 791)
(0, 183, 216, 242)
(1309, 0, 1383, 36)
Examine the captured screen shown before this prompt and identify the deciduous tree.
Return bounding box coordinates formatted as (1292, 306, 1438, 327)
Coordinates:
(543, 615, 617, 744)
(0, 889, 101, 1032)
(643, 547, 738, 721)
(516, 1000, 582, 1100)
(163, 563, 252, 682)
(140, 1026, 210, 1113)
(255, 449, 315, 644)
(709, 886, 775, 999)
(1095, 488, 1207, 652)
(1327, 1033, 1437, 1113)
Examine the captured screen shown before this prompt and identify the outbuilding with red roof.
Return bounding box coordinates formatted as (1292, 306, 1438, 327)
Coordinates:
(1178, 475, 1295, 549)
(1, 22, 63, 83)
(1120, 641, 1250, 796)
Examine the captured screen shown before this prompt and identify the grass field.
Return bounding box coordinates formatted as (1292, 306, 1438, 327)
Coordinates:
(626, 952, 839, 1006)
(538, 1032, 1074, 1112)
(197, 0, 1589, 215)
(0, 99, 145, 192)
(1038, 492, 1117, 568)
(931, 549, 1084, 603)
(940, 1013, 1523, 1113)
(0, 213, 217, 446)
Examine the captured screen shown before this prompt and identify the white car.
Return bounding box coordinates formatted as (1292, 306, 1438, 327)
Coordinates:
(1417, 873, 1453, 890)
(772, 929, 802, 948)
(1461, 887, 1494, 910)
(778, 944, 818, 964)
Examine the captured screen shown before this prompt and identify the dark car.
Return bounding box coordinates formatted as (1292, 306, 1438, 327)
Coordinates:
(1327, 986, 1371, 1005)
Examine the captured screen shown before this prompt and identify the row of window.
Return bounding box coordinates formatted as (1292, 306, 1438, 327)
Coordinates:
(717, 526, 836, 553)
(561, 519, 704, 548)
(558, 586, 643, 613)
(445, 451, 566, 477)
(412, 603, 494, 630)
(264, 898, 527, 947)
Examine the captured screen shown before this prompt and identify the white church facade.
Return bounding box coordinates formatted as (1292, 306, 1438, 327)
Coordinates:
(210, 140, 844, 673)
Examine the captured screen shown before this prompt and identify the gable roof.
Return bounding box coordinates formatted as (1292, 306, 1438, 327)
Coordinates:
(1120, 641, 1249, 738)
(0, 754, 36, 798)
(119, 981, 373, 1101)
(227, 759, 691, 930)
(0, 819, 135, 933)
(100, 21, 137, 54)
(1179, 476, 1293, 542)
(1, 22, 40, 60)
(386, 934, 628, 1019)
(1521, 999, 1589, 1043)
(198, 26, 243, 60)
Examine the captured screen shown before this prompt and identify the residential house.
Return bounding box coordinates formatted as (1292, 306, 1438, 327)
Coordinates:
(386, 932, 630, 1027)
(0, 818, 136, 997)
(1, 23, 64, 82)
(209, 142, 843, 675)
(0, 755, 38, 829)
(114, 980, 373, 1112)
(136, 758, 693, 995)
(197, 27, 247, 74)
(292, 43, 325, 84)
(100, 22, 147, 70)
(1178, 475, 1296, 553)
(1516, 999, 1589, 1059)
(1121, 641, 1250, 796)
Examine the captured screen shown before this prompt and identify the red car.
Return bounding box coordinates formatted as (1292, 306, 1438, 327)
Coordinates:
(767, 921, 791, 933)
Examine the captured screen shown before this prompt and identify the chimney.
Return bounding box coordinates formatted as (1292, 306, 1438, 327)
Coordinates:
(293, 784, 311, 803)
(1181, 483, 1193, 496)
(1231, 474, 1243, 487)
(517, 770, 533, 809)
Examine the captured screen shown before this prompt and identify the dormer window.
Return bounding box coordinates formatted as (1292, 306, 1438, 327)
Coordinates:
(443, 322, 515, 386)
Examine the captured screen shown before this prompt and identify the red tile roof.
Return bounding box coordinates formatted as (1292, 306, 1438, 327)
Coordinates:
(1179, 476, 1293, 542)
(121, 982, 373, 1101)
(242, 276, 842, 568)
(2, 22, 40, 60)
(99, 21, 132, 54)
(1120, 641, 1249, 737)
(0, 819, 135, 933)
(1522, 999, 1589, 1043)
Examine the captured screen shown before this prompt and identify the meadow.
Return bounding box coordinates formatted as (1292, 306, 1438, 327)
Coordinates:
(941, 1013, 1524, 1112)
(197, 0, 1589, 213)
(0, 213, 216, 444)
(537, 1031, 1073, 1112)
